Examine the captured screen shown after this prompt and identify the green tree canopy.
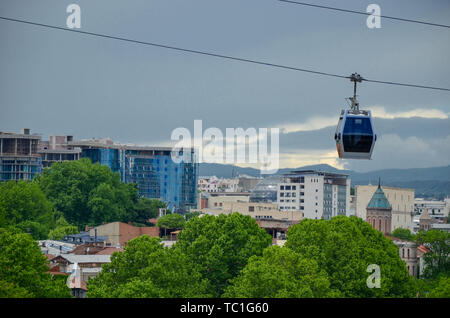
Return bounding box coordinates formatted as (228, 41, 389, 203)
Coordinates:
(0, 180, 55, 239)
(47, 216, 79, 240)
(415, 229, 450, 278)
(185, 211, 202, 222)
(131, 198, 166, 225)
(285, 216, 415, 297)
(36, 158, 138, 228)
(156, 213, 185, 231)
(223, 245, 339, 298)
(426, 275, 450, 298)
(87, 235, 210, 298)
(0, 228, 71, 298)
(175, 213, 272, 297)
(391, 228, 415, 241)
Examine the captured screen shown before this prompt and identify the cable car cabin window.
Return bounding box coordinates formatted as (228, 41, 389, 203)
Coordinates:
(342, 117, 374, 153)
(343, 135, 373, 153)
(343, 117, 373, 135)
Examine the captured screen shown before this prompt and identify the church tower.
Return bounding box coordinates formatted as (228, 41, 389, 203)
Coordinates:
(366, 180, 392, 234)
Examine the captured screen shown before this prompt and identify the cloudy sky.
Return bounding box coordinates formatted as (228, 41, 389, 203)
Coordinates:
(1, 0, 449, 172)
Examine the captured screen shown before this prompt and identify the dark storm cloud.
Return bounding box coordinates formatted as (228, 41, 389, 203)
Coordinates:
(0, 0, 449, 171)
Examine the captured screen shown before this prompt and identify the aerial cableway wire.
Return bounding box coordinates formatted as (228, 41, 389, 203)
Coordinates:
(0, 15, 449, 92)
(277, 0, 450, 29)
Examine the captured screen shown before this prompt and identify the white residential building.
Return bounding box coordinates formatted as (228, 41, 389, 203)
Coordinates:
(198, 176, 220, 193)
(414, 198, 449, 221)
(198, 176, 241, 193)
(277, 170, 351, 220)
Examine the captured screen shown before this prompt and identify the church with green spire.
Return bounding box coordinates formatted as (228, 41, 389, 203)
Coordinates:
(366, 180, 392, 235)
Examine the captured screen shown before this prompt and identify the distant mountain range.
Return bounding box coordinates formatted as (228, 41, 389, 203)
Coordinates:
(199, 163, 450, 200)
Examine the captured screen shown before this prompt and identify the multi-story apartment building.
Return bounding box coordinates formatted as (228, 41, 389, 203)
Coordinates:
(69, 138, 197, 213)
(0, 129, 42, 181)
(277, 170, 351, 220)
(355, 185, 414, 232)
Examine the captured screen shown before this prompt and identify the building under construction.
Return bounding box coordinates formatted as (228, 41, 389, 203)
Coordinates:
(0, 130, 197, 213)
(69, 139, 198, 213)
(0, 128, 42, 181)
(39, 135, 82, 168)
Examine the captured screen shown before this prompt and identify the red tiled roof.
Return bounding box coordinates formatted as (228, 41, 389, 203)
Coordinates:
(417, 245, 429, 254)
(45, 254, 56, 261)
(95, 247, 123, 255)
(49, 271, 69, 276)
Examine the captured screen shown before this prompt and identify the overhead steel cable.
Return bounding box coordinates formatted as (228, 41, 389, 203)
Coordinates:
(0, 15, 449, 92)
(277, 0, 450, 29)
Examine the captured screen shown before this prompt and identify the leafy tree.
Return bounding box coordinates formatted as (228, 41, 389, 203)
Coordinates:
(0, 181, 55, 239)
(157, 213, 185, 236)
(87, 235, 210, 298)
(391, 228, 415, 241)
(47, 216, 79, 240)
(175, 213, 272, 297)
(185, 211, 202, 221)
(131, 198, 166, 225)
(285, 216, 415, 297)
(0, 280, 33, 298)
(415, 229, 450, 278)
(223, 246, 340, 298)
(36, 158, 138, 228)
(0, 228, 72, 298)
(426, 275, 450, 298)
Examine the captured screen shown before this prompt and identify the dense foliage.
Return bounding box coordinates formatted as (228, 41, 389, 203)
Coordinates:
(0, 228, 71, 298)
(223, 246, 339, 298)
(175, 213, 272, 297)
(36, 159, 138, 228)
(87, 236, 210, 298)
(0, 180, 56, 240)
(391, 228, 415, 241)
(415, 229, 450, 278)
(285, 216, 416, 297)
(47, 216, 79, 240)
(130, 197, 166, 226)
(157, 213, 185, 236)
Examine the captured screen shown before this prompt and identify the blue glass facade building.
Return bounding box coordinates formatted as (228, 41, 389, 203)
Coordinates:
(77, 143, 197, 213)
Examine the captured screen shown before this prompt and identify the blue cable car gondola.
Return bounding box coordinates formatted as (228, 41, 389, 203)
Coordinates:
(334, 73, 377, 160)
